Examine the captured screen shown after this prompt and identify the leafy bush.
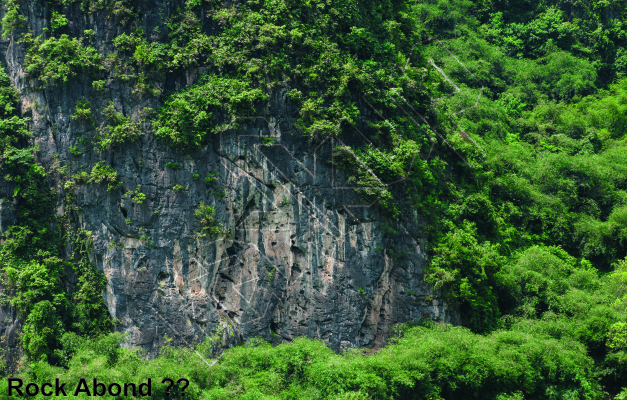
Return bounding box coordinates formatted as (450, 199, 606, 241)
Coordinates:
(95, 102, 143, 150)
(24, 34, 102, 87)
(165, 162, 182, 170)
(154, 75, 266, 148)
(87, 161, 122, 191)
(497, 246, 600, 318)
(125, 185, 146, 205)
(92, 79, 105, 91)
(50, 11, 68, 32)
(1, 0, 26, 39)
(426, 220, 505, 332)
(195, 202, 226, 238)
(203, 173, 218, 185)
(113, 31, 169, 72)
(333, 139, 435, 218)
(71, 99, 92, 121)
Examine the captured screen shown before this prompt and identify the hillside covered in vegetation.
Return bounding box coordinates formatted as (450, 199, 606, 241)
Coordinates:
(0, 0, 626, 398)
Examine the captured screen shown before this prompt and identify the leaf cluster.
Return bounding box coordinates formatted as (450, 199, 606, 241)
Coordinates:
(94, 102, 143, 150)
(24, 34, 102, 87)
(194, 201, 226, 238)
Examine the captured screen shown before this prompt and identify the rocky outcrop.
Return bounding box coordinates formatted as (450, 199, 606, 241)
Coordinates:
(0, 0, 458, 357)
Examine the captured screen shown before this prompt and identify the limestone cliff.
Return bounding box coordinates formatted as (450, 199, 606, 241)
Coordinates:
(0, 0, 458, 358)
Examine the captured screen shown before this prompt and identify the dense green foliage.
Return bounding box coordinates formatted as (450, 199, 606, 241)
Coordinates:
(0, 323, 611, 400)
(153, 75, 266, 148)
(1, 0, 627, 397)
(415, 0, 627, 337)
(24, 33, 102, 87)
(0, 67, 113, 367)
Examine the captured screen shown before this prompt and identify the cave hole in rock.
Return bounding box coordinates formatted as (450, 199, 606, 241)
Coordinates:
(290, 245, 304, 255)
(269, 319, 280, 338)
(157, 271, 169, 284)
(219, 272, 235, 283)
(120, 206, 128, 218)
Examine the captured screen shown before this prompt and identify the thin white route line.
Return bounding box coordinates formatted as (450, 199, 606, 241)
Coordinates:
(127, 32, 487, 364)
(220, 148, 349, 234)
(149, 300, 214, 367)
(230, 117, 412, 202)
(226, 117, 422, 217)
(381, 35, 488, 168)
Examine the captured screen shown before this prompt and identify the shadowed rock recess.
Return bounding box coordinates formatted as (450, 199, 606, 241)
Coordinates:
(0, 0, 457, 357)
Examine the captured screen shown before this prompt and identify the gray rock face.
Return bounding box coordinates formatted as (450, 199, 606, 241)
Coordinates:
(0, 0, 458, 356)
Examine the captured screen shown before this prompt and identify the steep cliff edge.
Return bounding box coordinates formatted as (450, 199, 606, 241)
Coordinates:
(0, 0, 457, 360)
(0, 0, 625, 397)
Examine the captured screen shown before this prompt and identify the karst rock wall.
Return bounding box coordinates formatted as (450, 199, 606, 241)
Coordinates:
(0, 0, 459, 357)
